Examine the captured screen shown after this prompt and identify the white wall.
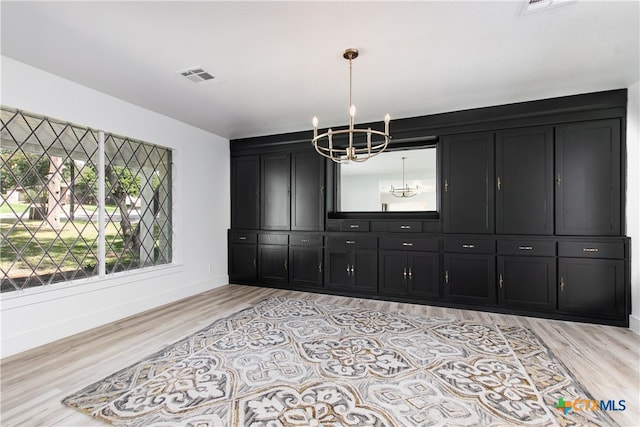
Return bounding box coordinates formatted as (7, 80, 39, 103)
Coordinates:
(0, 57, 230, 358)
(627, 81, 640, 334)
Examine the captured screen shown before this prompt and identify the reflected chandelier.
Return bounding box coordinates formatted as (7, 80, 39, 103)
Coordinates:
(312, 48, 391, 163)
(390, 156, 419, 198)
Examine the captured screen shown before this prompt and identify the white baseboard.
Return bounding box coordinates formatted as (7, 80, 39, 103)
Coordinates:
(1, 275, 228, 359)
(629, 314, 640, 335)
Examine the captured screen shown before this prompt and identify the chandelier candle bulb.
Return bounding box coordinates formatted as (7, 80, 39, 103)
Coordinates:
(312, 116, 318, 138)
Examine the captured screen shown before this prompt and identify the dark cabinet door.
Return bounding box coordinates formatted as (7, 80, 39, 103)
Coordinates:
(231, 156, 260, 230)
(258, 245, 288, 285)
(261, 153, 291, 230)
(444, 254, 496, 304)
(496, 127, 553, 235)
(555, 119, 621, 236)
(408, 252, 440, 298)
(379, 251, 407, 295)
(291, 151, 325, 231)
(497, 256, 556, 310)
(442, 132, 494, 234)
(229, 244, 256, 282)
(326, 250, 350, 290)
(289, 246, 323, 288)
(352, 250, 378, 293)
(558, 258, 624, 318)
(326, 249, 377, 293)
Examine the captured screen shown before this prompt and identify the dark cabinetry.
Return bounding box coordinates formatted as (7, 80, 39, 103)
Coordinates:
(379, 237, 439, 299)
(495, 127, 554, 235)
(229, 90, 630, 327)
(231, 156, 260, 230)
(326, 236, 377, 293)
(291, 151, 325, 231)
(555, 119, 621, 236)
(258, 234, 288, 285)
(289, 235, 323, 289)
(260, 154, 291, 230)
(442, 133, 494, 234)
(558, 240, 625, 318)
(228, 231, 257, 282)
(497, 240, 556, 310)
(443, 238, 496, 305)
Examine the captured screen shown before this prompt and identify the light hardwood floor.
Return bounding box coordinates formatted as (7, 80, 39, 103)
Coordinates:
(1, 284, 639, 426)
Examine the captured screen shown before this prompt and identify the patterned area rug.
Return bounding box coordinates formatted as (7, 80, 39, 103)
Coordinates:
(63, 296, 617, 426)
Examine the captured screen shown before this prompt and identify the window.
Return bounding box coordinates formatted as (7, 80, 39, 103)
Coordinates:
(0, 107, 172, 292)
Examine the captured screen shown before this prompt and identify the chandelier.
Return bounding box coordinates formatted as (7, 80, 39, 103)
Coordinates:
(390, 157, 419, 198)
(312, 48, 391, 163)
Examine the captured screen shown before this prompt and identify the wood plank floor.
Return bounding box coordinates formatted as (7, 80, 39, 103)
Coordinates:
(1, 284, 639, 426)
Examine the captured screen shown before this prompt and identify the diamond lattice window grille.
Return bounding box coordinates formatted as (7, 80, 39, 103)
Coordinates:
(1, 106, 172, 292)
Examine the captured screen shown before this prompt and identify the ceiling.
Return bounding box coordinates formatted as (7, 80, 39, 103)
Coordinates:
(1, 1, 638, 141)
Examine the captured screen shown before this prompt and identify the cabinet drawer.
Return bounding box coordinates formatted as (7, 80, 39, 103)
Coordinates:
(258, 233, 288, 245)
(327, 235, 377, 250)
(497, 240, 555, 256)
(558, 241, 624, 259)
(290, 234, 323, 246)
(379, 237, 439, 252)
(229, 231, 257, 244)
(340, 220, 370, 232)
(444, 238, 495, 254)
(388, 222, 423, 233)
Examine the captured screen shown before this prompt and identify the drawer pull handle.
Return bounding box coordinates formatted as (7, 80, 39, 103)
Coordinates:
(462, 244, 475, 248)
(345, 240, 356, 244)
(350, 224, 360, 229)
(301, 239, 310, 243)
(403, 268, 407, 279)
(583, 248, 599, 252)
(402, 242, 414, 247)
(400, 225, 411, 229)
(408, 268, 413, 279)
(518, 246, 533, 251)
(238, 236, 247, 240)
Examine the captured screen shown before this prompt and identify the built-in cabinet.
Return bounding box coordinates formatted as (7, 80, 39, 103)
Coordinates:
(443, 238, 496, 305)
(555, 119, 621, 236)
(495, 127, 554, 235)
(229, 90, 630, 327)
(325, 236, 377, 293)
(379, 237, 440, 298)
(441, 132, 494, 234)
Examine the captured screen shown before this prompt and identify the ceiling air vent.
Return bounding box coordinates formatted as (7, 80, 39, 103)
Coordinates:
(521, 0, 574, 15)
(177, 67, 215, 83)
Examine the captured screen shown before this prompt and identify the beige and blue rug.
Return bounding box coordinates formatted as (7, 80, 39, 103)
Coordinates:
(63, 296, 617, 426)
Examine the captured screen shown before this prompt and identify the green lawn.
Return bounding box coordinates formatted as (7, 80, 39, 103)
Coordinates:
(0, 218, 134, 281)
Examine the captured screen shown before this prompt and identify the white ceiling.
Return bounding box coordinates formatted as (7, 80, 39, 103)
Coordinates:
(1, 1, 638, 141)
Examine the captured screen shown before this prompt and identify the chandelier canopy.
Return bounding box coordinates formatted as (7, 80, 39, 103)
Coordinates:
(390, 156, 419, 198)
(312, 48, 391, 163)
